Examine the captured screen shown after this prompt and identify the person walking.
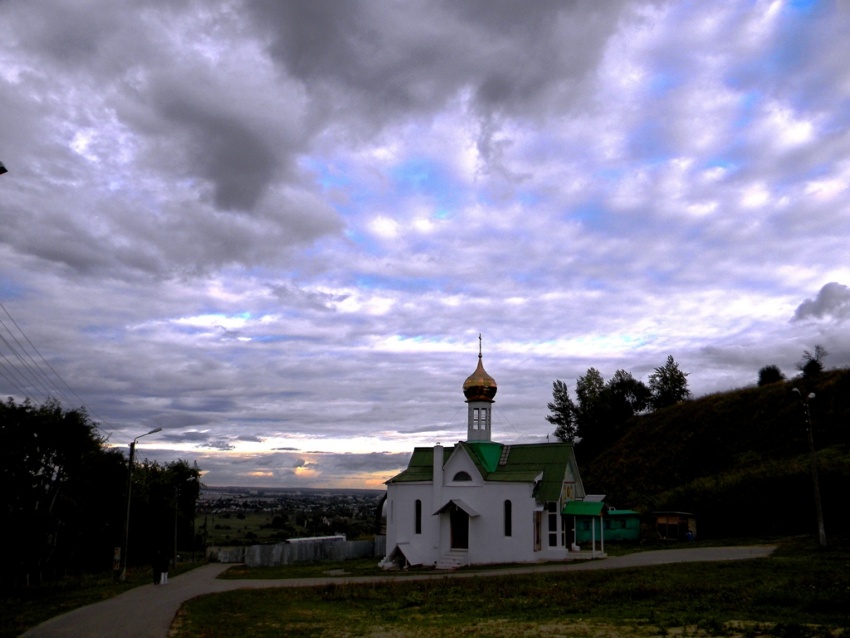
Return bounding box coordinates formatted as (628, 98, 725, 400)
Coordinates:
(159, 549, 169, 585)
(152, 549, 163, 585)
(152, 548, 169, 585)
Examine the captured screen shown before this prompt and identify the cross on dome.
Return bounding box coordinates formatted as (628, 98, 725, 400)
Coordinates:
(462, 334, 497, 403)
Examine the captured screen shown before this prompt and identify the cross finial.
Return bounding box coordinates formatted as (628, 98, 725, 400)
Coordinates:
(478, 333, 482, 358)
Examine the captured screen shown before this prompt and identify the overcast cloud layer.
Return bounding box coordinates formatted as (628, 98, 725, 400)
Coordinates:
(2, 0, 849, 488)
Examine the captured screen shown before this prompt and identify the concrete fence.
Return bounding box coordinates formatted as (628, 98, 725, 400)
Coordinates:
(209, 535, 386, 567)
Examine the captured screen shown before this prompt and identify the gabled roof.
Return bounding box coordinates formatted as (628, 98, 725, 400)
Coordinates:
(387, 441, 579, 503)
(386, 446, 455, 483)
(433, 499, 480, 517)
(390, 542, 425, 566)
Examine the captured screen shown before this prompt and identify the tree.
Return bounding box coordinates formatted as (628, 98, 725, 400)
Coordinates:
(606, 369, 652, 421)
(797, 345, 828, 378)
(648, 355, 691, 409)
(0, 397, 203, 585)
(547, 380, 577, 442)
(757, 365, 785, 386)
(574, 368, 652, 461)
(130, 457, 202, 568)
(0, 398, 127, 583)
(571, 368, 610, 462)
(574, 367, 606, 438)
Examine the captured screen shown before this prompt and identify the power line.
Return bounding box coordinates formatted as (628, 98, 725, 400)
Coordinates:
(0, 303, 86, 407)
(0, 302, 116, 440)
(0, 334, 50, 397)
(0, 349, 34, 399)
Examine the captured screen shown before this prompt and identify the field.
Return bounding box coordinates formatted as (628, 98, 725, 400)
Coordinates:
(170, 536, 850, 638)
(4, 537, 848, 637)
(199, 511, 287, 546)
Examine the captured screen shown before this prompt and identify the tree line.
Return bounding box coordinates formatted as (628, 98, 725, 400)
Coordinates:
(757, 344, 828, 386)
(550, 346, 830, 463)
(547, 355, 692, 461)
(0, 398, 201, 588)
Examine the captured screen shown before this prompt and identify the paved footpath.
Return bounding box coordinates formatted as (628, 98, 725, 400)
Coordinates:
(22, 545, 776, 638)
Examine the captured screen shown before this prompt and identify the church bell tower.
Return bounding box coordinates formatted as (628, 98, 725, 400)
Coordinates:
(462, 335, 497, 442)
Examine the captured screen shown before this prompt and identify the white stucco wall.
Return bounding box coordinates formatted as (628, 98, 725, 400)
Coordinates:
(385, 444, 573, 566)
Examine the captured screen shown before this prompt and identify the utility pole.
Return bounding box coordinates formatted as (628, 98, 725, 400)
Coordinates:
(118, 427, 162, 581)
(793, 388, 826, 547)
(173, 486, 179, 569)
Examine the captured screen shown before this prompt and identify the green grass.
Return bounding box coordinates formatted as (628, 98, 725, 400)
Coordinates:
(216, 536, 784, 581)
(0, 561, 205, 638)
(217, 547, 642, 581)
(200, 512, 286, 546)
(173, 537, 850, 638)
(7, 538, 849, 637)
(219, 557, 395, 579)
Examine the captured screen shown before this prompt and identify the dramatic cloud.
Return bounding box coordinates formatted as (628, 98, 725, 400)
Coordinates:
(793, 282, 850, 322)
(2, 0, 849, 488)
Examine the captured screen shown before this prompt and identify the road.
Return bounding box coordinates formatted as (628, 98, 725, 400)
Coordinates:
(22, 545, 776, 638)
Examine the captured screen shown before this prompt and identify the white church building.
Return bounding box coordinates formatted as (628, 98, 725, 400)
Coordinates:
(381, 346, 590, 569)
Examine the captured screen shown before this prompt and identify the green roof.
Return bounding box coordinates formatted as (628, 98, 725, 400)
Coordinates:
(386, 446, 452, 483)
(388, 441, 578, 503)
(563, 501, 605, 516)
(464, 441, 503, 473)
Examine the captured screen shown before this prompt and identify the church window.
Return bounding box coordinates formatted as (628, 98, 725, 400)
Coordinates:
(415, 499, 422, 534)
(504, 500, 512, 537)
(453, 471, 472, 482)
(471, 407, 489, 430)
(547, 502, 559, 547)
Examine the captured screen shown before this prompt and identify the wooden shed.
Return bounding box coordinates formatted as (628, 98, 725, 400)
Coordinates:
(652, 511, 697, 541)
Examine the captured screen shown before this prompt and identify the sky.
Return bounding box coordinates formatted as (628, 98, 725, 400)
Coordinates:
(2, 0, 849, 490)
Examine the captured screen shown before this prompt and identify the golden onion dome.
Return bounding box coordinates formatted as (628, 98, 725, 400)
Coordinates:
(463, 353, 497, 402)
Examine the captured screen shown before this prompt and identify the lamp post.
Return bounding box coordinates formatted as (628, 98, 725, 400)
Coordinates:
(118, 427, 162, 582)
(792, 388, 826, 547)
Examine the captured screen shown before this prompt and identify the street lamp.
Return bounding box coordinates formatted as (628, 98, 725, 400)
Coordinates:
(118, 427, 163, 582)
(792, 388, 826, 547)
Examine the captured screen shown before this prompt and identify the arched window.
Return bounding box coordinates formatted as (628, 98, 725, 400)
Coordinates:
(453, 471, 472, 482)
(415, 499, 422, 534)
(504, 500, 512, 537)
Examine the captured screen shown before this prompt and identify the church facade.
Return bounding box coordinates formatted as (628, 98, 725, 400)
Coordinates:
(382, 347, 587, 568)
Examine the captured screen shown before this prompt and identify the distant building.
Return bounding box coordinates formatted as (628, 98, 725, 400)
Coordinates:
(575, 508, 641, 543)
(382, 344, 588, 569)
(653, 511, 697, 541)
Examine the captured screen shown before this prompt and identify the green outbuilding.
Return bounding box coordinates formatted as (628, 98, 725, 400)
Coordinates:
(573, 508, 642, 544)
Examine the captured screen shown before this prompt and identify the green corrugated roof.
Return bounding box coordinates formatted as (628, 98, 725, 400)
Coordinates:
(388, 441, 577, 503)
(563, 501, 605, 516)
(386, 446, 448, 483)
(492, 443, 575, 502)
(464, 441, 503, 473)
(483, 470, 543, 483)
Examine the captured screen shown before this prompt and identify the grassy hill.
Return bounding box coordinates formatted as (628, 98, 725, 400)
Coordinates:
(580, 369, 850, 538)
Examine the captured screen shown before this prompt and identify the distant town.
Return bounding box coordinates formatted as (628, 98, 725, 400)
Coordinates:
(197, 486, 386, 546)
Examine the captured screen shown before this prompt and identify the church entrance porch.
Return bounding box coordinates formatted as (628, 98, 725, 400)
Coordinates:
(434, 498, 479, 553)
(450, 506, 469, 549)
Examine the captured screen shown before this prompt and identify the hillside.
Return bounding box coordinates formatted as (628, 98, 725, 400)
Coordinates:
(580, 369, 850, 538)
